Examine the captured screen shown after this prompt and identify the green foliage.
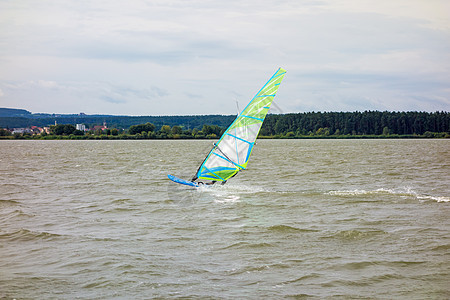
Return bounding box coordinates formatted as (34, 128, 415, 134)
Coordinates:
(315, 127, 330, 136)
(202, 124, 223, 136)
(161, 125, 171, 134)
(0, 128, 11, 136)
(262, 111, 449, 136)
(285, 131, 295, 138)
(171, 125, 182, 135)
(73, 129, 84, 136)
(423, 131, 448, 138)
(13, 132, 23, 139)
(50, 124, 76, 135)
(128, 122, 156, 135)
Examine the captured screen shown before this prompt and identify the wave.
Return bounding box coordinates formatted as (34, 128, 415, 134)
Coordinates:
(0, 209, 34, 221)
(221, 241, 274, 250)
(416, 195, 449, 203)
(111, 198, 132, 204)
(327, 260, 425, 272)
(0, 199, 21, 206)
(327, 188, 449, 202)
(225, 262, 295, 276)
(323, 229, 388, 240)
(0, 228, 64, 241)
(283, 273, 321, 284)
(431, 244, 450, 252)
(267, 224, 318, 233)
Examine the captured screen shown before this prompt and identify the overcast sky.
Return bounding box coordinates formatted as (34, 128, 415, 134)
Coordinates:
(0, 0, 449, 115)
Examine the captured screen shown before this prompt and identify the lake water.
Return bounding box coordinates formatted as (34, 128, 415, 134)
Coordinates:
(0, 139, 449, 299)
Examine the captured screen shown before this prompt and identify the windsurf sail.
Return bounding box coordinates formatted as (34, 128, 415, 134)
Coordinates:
(192, 67, 286, 183)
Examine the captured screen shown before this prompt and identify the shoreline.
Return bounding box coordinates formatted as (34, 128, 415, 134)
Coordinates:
(1, 134, 449, 140)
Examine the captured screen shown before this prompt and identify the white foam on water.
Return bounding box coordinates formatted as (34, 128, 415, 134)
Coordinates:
(214, 195, 241, 204)
(328, 188, 400, 196)
(327, 188, 449, 203)
(195, 182, 270, 204)
(416, 195, 449, 203)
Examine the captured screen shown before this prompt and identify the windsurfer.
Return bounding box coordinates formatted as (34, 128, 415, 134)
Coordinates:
(197, 181, 217, 185)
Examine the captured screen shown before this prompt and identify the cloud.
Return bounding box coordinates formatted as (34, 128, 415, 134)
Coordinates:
(0, 79, 169, 114)
(150, 86, 169, 97)
(0, 0, 449, 114)
(101, 96, 126, 104)
(185, 93, 203, 99)
(324, 0, 450, 31)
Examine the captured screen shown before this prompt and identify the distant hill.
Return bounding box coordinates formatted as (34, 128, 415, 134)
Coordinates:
(0, 108, 32, 117)
(0, 107, 119, 119)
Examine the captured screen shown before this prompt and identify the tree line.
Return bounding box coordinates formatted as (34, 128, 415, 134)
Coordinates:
(1, 111, 448, 139)
(0, 114, 235, 129)
(0, 123, 226, 139)
(261, 111, 449, 137)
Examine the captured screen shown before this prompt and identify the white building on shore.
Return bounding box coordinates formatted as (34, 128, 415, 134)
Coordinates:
(76, 124, 86, 131)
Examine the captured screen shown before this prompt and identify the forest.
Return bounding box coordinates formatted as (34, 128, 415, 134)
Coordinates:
(1, 111, 449, 139)
(260, 111, 449, 137)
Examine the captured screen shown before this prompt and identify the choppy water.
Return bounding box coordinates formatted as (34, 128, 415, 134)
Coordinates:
(0, 139, 449, 299)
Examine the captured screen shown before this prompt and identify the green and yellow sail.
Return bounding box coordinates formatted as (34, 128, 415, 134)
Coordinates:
(194, 67, 287, 182)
